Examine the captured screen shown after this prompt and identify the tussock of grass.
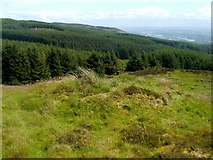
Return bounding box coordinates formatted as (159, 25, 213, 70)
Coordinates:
(58, 128, 91, 149)
(129, 68, 173, 76)
(52, 85, 75, 95)
(76, 67, 100, 87)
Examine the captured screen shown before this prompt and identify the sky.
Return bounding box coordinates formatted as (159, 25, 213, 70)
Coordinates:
(0, 0, 211, 28)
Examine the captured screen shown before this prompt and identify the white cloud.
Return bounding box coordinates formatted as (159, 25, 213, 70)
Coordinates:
(195, 6, 211, 18)
(1, 3, 210, 27)
(1, 7, 171, 22)
(175, 6, 211, 19)
(1, 0, 169, 4)
(127, 7, 170, 18)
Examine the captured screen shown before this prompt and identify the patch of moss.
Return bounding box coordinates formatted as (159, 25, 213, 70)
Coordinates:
(121, 122, 162, 148)
(58, 128, 91, 149)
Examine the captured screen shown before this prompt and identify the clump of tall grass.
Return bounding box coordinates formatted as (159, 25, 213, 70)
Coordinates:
(76, 67, 100, 87)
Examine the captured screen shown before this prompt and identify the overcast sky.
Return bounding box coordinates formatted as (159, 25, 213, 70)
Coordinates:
(0, 0, 211, 28)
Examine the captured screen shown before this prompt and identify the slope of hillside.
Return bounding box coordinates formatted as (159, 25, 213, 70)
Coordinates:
(1, 18, 211, 57)
(2, 69, 212, 158)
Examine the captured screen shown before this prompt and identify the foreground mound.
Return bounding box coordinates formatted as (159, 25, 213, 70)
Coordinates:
(2, 70, 212, 158)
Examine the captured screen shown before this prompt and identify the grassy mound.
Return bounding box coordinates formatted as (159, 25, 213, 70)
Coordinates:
(2, 69, 212, 158)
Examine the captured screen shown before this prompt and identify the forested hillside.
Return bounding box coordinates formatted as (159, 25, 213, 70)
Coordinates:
(1, 18, 212, 84)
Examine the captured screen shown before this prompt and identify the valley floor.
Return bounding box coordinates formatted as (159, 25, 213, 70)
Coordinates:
(2, 69, 212, 158)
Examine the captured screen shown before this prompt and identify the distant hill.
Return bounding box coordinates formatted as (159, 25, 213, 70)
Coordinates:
(1, 18, 211, 58)
(2, 18, 123, 32)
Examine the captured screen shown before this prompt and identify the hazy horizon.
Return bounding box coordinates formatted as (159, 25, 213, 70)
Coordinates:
(1, 0, 211, 28)
(2, 17, 211, 44)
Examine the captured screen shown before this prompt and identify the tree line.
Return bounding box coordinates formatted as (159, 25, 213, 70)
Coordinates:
(2, 40, 123, 84)
(2, 40, 212, 85)
(126, 49, 213, 71)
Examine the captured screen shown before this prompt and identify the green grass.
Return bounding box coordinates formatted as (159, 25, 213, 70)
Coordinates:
(2, 69, 212, 158)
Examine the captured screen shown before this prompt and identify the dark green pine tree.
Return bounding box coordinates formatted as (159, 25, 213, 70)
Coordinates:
(159, 52, 178, 69)
(27, 48, 50, 81)
(141, 51, 149, 68)
(2, 43, 19, 84)
(86, 53, 105, 74)
(147, 53, 159, 67)
(47, 48, 63, 77)
(3, 42, 32, 84)
(126, 53, 144, 71)
(17, 50, 31, 83)
(103, 52, 118, 75)
(38, 52, 51, 79)
(27, 47, 41, 81)
(176, 53, 185, 69)
(60, 50, 78, 74)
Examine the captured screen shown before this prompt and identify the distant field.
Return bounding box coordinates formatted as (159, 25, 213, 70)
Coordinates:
(122, 27, 211, 44)
(2, 69, 212, 158)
